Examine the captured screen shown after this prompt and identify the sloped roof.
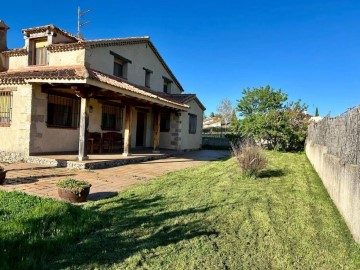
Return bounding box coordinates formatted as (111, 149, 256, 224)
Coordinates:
(17, 23, 183, 92)
(46, 36, 184, 92)
(0, 66, 189, 110)
(22, 24, 83, 42)
(170, 94, 206, 111)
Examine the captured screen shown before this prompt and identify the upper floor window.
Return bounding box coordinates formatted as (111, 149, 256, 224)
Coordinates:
(110, 51, 131, 79)
(163, 77, 173, 93)
(0, 91, 12, 126)
(114, 58, 124, 78)
(30, 39, 48, 65)
(189, 113, 197, 134)
(143, 67, 153, 88)
(102, 104, 123, 131)
(47, 94, 80, 128)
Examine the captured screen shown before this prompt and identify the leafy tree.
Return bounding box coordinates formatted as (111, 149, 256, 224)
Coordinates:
(216, 98, 233, 124)
(315, 107, 319, 117)
(237, 85, 287, 116)
(235, 85, 309, 151)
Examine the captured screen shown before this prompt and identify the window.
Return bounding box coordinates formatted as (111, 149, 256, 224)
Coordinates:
(102, 104, 123, 131)
(31, 39, 48, 65)
(114, 58, 124, 78)
(189, 113, 197, 134)
(160, 113, 170, 132)
(0, 91, 12, 126)
(47, 94, 80, 128)
(163, 77, 173, 93)
(143, 68, 152, 88)
(110, 51, 131, 79)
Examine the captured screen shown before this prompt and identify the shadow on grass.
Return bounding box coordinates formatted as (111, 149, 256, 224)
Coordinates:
(87, 191, 118, 201)
(50, 195, 216, 269)
(258, 169, 286, 178)
(0, 193, 216, 269)
(0, 194, 101, 270)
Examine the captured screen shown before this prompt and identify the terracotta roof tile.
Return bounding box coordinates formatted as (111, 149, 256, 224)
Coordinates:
(22, 24, 83, 42)
(0, 66, 85, 84)
(87, 69, 188, 109)
(1, 48, 27, 56)
(0, 66, 189, 109)
(7, 24, 184, 92)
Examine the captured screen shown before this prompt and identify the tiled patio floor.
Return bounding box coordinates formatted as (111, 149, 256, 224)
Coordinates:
(0, 150, 229, 202)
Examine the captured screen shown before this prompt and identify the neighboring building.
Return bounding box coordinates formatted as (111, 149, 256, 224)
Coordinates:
(310, 116, 323, 123)
(0, 21, 205, 161)
(203, 117, 222, 129)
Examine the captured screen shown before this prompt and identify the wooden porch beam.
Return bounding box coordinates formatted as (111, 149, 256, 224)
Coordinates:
(153, 110, 161, 153)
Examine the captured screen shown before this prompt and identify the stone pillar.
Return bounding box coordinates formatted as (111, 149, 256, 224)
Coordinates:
(153, 110, 161, 153)
(170, 112, 182, 151)
(78, 97, 89, 161)
(123, 104, 132, 156)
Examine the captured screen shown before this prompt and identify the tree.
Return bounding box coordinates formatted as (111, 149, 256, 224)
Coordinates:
(216, 98, 233, 124)
(235, 85, 309, 151)
(237, 85, 287, 116)
(230, 109, 238, 127)
(315, 107, 319, 117)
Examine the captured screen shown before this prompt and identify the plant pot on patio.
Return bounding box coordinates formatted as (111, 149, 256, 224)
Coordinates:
(57, 178, 91, 203)
(0, 166, 7, 185)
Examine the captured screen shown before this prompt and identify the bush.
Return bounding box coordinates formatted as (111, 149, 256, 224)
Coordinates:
(230, 138, 267, 176)
(56, 178, 91, 194)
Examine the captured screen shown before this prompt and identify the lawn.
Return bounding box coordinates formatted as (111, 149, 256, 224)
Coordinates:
(1, 151, 360, 269)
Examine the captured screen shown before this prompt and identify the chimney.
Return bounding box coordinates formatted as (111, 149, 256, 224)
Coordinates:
(0, 20, 9, 52)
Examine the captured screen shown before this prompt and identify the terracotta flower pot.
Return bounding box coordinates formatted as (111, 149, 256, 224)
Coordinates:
(58, 186, 91, 203)
(0, 171, 6, 185)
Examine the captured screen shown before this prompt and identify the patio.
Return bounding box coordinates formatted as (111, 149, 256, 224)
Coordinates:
(0, 150, 230, 201)
(26, 149, 179, 169)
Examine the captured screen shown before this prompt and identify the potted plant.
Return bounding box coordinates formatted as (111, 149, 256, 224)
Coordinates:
(0, 166, 7, 185)
(57, 178, 92, 203)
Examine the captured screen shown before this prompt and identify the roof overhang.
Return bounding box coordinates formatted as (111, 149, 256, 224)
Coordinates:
(0, 66, 189, 111)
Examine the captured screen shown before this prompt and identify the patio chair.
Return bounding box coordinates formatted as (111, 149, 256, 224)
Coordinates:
(87, 132, 103, 154)
(102, 132, 123, 152)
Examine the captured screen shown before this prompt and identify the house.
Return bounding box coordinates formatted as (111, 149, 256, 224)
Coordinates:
(203, 117, 222, 129)
(0, 20, 205, 162)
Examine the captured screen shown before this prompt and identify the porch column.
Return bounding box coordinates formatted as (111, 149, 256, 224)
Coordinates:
(123, 104, 132, 156)
(78, 97, 89, 161)
(153, 110, 161, 153)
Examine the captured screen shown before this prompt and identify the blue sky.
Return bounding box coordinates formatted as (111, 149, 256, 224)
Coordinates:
(2, 0, 360, 117)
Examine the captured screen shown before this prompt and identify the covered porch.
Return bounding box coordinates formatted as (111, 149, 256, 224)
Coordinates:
(27, 67, 189, 163)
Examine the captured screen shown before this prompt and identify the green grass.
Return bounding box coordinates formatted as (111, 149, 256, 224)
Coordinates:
(1, 151, 360, 269)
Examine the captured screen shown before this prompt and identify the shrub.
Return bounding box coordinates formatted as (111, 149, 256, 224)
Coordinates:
(56, 178, 91, 194)
(230, 138, 267, 176)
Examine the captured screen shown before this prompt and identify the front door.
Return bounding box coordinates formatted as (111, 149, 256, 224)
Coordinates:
(136, 112, 146, 147)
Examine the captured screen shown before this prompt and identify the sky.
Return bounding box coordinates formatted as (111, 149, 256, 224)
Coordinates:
(2, 0, 360, 117)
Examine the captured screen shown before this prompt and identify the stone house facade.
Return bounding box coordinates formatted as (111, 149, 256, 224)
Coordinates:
(0, 21, 205, 161)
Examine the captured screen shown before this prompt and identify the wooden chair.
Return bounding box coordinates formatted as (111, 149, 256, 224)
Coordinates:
(87, 132, 103, 154)
(102, 132, 123, 152)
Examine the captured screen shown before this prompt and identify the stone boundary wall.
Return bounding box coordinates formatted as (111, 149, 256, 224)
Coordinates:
(306, 106, 360, 243)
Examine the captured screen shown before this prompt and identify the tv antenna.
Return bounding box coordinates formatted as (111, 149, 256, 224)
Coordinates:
(77, 6, 91, 38)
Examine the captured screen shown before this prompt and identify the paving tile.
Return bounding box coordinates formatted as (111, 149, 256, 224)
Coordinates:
(0, 150, 229, 201)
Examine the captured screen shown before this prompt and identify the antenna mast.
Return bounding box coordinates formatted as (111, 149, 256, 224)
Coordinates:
(77, 6, 91, 38)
